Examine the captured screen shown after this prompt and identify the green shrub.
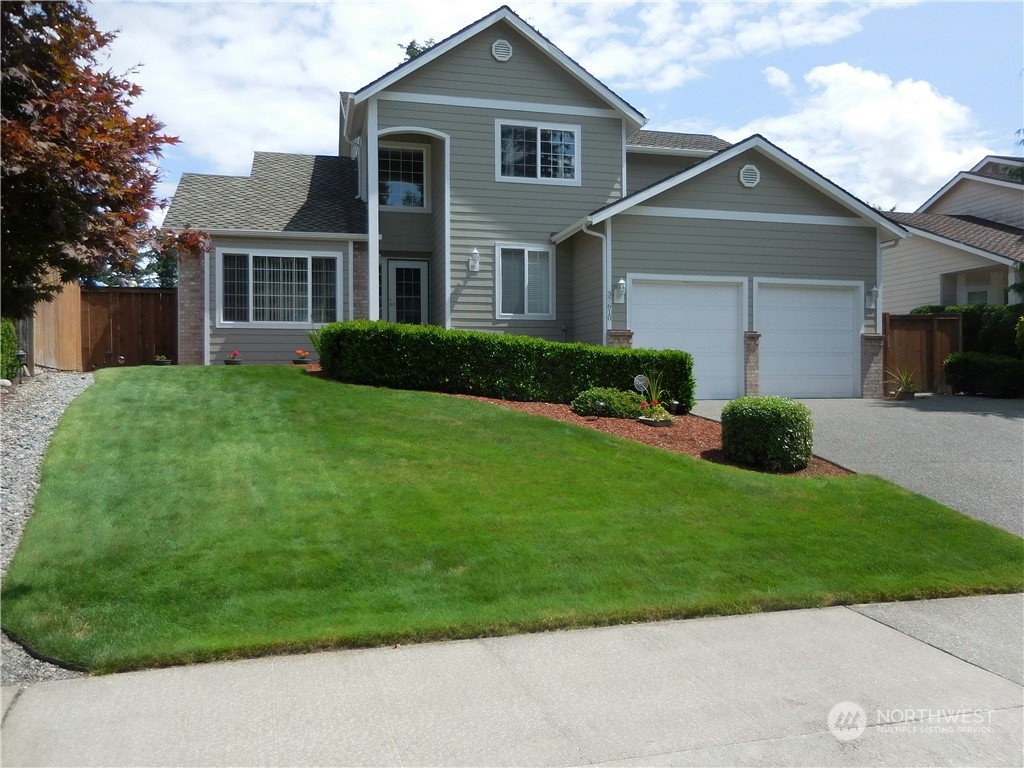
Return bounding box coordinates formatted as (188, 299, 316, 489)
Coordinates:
(944, 352, 1024, 398)
(721, 396, 813, 472)
(1015, 315, 1024, 354)
(1, 318, 20, 381)
(318, 320, 696, 407)
(911, 303, 1024, 357)
(571, 387, 643, 419)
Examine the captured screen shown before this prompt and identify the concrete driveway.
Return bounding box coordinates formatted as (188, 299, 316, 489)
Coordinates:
(691, 395, 1023, 537)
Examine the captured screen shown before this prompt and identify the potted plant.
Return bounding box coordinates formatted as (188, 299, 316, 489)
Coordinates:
(153, 354, 173, 366)
(224, 349, 242, 365)
(885, 367, 918, 400)
(292, 349, 310, 365)
(637, 370, 675, 427)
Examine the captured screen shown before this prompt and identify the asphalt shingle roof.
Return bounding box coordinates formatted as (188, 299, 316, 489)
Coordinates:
(164, 153, 367, 234)
(888, 212, 1024, 263)
(626, 129, 732, 153)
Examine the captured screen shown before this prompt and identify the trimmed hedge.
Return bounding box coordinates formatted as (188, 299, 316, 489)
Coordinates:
(1, 318, 20, 381)
(721, 396, 813, 473)
(571, 387, 643, 419)
(318, 320, 696, 407)
(944, 352, 1024, 398)
(911, 303, 1024, 357)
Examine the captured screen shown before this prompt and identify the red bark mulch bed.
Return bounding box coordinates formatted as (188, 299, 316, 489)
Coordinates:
(300, 366, 849, 478)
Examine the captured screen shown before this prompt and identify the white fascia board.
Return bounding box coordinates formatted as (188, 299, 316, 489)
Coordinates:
(350, 7, 645, 131)
(898, 225, 1019, 267)
(970, 155, 1024, 173)
(626, 206, 874, 228)
(377, 91, 620, 121)
(588, 135, 909, 239)
(917, 172, 1024, 213)
(205, 229, 368, 242)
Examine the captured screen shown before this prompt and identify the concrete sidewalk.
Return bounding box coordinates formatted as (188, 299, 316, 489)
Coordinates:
(3, 594, 1021, 767)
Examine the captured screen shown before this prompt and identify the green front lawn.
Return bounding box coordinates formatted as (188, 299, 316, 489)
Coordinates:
(2, 366, 1020, 673)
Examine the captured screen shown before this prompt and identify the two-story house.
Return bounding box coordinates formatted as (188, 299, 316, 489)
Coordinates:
(165, 5, 909, 400)
(882, 156, 1024, 313)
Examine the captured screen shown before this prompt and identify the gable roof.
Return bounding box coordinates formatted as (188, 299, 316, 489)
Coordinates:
(917, 155, 1024, 213)
(626, 129, 731, 156)
(554, 134, 909, 242)
(887, 212, 1024, 266)
(344, 6, 645, 140)
(164, 153, 367, 236)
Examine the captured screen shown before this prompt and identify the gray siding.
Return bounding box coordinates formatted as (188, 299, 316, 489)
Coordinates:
(609, 216, 876, 331)
(430, 135, 447, 327)
(626, 153, 703, 195)
(377, 97, 624, 338)
(925, 178, 1024, 228)
(649, 151, 856, 219)
(393, 21, 611, 110)
(569, 232, 604, 344)
(207, 236, 350, 364)
(883, 237, 1007, 313)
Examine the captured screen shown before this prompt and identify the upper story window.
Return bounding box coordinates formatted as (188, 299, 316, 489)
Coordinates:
(495, 243, 555, 319)
(219, 250, 339, 327)
(495, 121, 580, 186)
(379, 143, 429, 210)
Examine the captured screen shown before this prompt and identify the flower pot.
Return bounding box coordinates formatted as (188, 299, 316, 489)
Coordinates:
(224, 359, 242, 365)
(292, 359, 309, 365)
(152, 359, 173, 366)
(638, 416, 673, 427)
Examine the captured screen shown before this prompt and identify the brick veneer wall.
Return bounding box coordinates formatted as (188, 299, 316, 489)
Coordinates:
(352, 242, 369, 320)
(607, 330, 634, 348)
(861, 333, 884, 399)
(743, 332, 761, 396)
(177, 256, 205, 365)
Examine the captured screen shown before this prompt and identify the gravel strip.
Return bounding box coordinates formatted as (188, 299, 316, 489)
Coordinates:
(2, 370, 93, 685)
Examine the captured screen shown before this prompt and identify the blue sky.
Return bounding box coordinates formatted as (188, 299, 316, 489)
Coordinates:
(88, 1, 1022, 224)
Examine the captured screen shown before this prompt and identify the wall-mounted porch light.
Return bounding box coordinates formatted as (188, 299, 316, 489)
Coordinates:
(865, 285, 878, 310)
(612, 277, 627, 304)
(468, 248, 481, 273)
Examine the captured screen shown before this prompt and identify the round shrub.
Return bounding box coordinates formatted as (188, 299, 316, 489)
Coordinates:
(571, 387, 643, 419)
(721, 396, 813, 472)
(1, 318, 20, 381)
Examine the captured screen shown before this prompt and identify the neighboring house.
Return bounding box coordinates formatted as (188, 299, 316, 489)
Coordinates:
(882, 156, 1024, 313)
(164, 5, 909, 399)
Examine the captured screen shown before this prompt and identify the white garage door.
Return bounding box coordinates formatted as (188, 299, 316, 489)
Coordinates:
(630, 278, 744, 400)
(756, 282, 860, 398)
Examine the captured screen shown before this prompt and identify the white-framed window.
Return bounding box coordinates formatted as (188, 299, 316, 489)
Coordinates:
(218, 249, 341, 326)
(495, 243, 555, 319)
(494, 120, 580, 186)
(966, 288, 989, 304)
(378, 142, 430, 211)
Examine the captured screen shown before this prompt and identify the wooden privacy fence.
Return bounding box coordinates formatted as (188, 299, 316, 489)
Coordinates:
(883, 313, 962, 394)
(29, 284, 177, 371)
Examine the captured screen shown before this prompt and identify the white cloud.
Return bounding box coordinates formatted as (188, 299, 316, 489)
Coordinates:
(718, 63, 995, 209)
(763, 66, 793, 94)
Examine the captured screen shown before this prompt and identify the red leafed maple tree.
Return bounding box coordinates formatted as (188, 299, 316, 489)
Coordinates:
(1, 1, 181, 318)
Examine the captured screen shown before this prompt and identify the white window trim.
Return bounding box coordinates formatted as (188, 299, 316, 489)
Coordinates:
(378, 141, 431, 213)
(214, 247, 344, 329)
(494, 119, 581, 187)
(495, 242, 556, 320)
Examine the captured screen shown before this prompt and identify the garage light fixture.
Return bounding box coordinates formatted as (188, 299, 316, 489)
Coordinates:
(865, 285, 878, 309)
(613, 278, 627, 304)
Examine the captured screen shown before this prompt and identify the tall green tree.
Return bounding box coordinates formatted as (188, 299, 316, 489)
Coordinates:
(1, 1, 179, 318)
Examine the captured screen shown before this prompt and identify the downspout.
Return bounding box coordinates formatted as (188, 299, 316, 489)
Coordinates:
(581, 220, 609, 346)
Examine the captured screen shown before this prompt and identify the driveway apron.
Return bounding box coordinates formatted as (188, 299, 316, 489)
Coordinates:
(691, 396, 1024, 537)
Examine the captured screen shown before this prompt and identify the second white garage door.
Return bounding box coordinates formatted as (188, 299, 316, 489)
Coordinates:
(629, 277, 745, 400)
(756, 281, 861, 398)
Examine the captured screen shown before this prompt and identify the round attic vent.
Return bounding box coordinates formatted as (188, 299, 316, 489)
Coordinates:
(491, 39, 513, 62)
(739, 164, 761, 188)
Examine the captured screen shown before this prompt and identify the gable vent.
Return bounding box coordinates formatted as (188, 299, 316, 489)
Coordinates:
(739, 164, 761, 188)
(491, 39, 513, 62)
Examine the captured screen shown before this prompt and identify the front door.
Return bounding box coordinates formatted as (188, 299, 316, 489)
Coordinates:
(387, 260, 428, 324)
